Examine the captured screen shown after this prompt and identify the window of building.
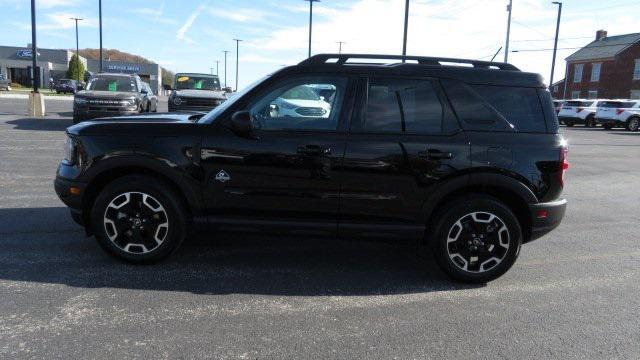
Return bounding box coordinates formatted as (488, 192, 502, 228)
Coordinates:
(571, 91, 581, 99)
(357, 79, 446, 134)
(573, 64, 584, 83)
(634, 59, 640, 80)
(631, 90, 640, 99)
(588, 90, 598, 99)
(553, 85, 559, 92)
(591, 63, 601, 82)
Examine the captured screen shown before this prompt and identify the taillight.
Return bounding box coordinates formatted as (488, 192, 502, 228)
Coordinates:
(576, 107, 584, 113)
(559, 147, 569, 187)
(616, 108, 625, 115)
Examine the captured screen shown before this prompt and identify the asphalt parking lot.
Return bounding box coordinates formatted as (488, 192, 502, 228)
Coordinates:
(0, 97, 639, 359)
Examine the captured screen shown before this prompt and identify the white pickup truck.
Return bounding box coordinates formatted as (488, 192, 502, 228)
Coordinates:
(595, 100, 640, 131)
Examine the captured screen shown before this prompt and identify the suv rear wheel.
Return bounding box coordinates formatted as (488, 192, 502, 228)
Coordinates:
(431, 196, 522, 283)
(586, 115, 596, 128)
(627, 117, 639, 132)
(90, 175, 187, 263)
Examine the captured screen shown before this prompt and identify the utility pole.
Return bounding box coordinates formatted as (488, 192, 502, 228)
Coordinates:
(210, 67, 214, 75)
(222, 50, 229, 88)
(70, 17, 83, 83)
(99, 0, 103, 72)
(233, 39, 242, 91)
(504, 0, 513, 63)
(216, 60, 219, 76)
(402, 0, 409, 60)
(305, 0, 320, 58)
(550, 1, 563, 90)
(30, 0, 38, 92)
(337, 41, 345, 54)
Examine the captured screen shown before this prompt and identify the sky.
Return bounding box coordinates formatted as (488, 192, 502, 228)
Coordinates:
(1, 0, 639, 88)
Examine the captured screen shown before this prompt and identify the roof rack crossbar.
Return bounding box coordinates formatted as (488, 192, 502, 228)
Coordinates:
(298, 54, 520, 71)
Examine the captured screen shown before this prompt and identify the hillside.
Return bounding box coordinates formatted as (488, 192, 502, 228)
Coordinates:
(78, 48, 174, 85)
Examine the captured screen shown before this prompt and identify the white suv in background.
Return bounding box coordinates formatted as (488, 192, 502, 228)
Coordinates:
(557, 99, 607, 127)
(595, 100, 640, 131)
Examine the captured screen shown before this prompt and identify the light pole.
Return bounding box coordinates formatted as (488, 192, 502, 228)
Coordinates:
(550, 1, 562, 90)
(216, 60, 219, 76)
(210, 67, 214, 75)
(504, 0, 513, 63)
(70, 17, 83, 83)
(402, 0, 409, 59)
(305, 0, 320, 58)
(99, 0, 103, 72)
(233, 38, 242, 91)
(30, 0, 38, 92)
(222, 50, 229, 88)
(337, 41, 345, 54)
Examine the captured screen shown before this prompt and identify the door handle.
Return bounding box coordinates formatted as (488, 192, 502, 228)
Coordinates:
(297, 144, 332, 156)
(419, 149, 453, 160)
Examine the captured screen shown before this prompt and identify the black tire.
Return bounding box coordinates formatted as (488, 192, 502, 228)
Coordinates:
(565, 120, 575, 127)
(90, 175, 188, 263)
(586, 116, 596, 128)
(430, 195, 522, 283)
(603, 124, 612, 130)
(56, 90, 60, 94)
(626, 117, 639, 132)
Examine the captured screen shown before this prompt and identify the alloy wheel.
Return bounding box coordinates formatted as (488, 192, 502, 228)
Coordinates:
(103, 192, 169, 254)
(446, 212, 510, 273)
(629, 118, 639, 132)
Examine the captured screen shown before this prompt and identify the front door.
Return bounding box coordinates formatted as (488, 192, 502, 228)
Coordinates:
(200, 74, 353, 236)
(339, 77, 470, 240)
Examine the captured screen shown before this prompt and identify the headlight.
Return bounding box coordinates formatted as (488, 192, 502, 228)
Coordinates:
(121, 98, 137, 106)
(172, 96, 183, 105)
(64, 135, 77, 165)
(74, 97, 87, 104)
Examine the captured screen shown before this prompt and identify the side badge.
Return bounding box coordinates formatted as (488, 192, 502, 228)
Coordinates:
(215, 170, 231, 183)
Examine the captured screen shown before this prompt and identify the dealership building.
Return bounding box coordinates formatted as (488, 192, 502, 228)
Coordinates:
(0, 45, 161, 93)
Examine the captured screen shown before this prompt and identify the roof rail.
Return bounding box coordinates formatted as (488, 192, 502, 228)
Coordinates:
(298, 53, 520, 71)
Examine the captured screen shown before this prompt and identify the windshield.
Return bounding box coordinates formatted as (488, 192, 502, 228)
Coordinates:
(87, 76, 137, 92)
(175, 74, 220, 90)
(198, 76, 268, 124)
(281, 85, 321, 101)
(59, 79, 73, 84)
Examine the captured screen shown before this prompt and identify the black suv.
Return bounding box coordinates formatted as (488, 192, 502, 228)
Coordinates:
(55, 54, 568, 283)
(73, 73, 146, 123)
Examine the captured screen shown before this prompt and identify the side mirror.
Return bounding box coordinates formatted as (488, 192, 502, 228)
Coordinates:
(230, 110, 254, 138)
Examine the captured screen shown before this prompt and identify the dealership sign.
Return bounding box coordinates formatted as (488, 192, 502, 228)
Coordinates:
(106, 64, 141, 73)
(16, 50, 40, 58)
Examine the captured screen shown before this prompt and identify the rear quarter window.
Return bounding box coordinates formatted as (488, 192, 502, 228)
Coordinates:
(471, 85, 547, 133)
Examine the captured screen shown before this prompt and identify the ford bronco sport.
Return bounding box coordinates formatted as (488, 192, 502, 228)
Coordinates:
(54, 54, 568, 283)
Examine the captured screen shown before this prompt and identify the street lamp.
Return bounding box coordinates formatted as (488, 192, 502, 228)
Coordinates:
(504, 0, 513, 63)
(216, 60, 219, 76)
(550, 2, 563, 91)
(30, 0, 38, 92)
(233, 38, 242, 91)
(99, 0, 103, 72)
(222, 50, 229, 88)
(69, 17, 83, 83)
(402, 0, 409, 59)
(304, 0, 320, 58)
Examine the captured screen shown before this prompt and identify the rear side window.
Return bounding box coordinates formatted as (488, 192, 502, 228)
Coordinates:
(471, 85, 546, 133)
(356, 78, 452, 134)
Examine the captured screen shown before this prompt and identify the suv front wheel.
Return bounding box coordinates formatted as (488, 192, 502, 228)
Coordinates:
(90, 175, 187, 263)
(431, 196, 522, 283)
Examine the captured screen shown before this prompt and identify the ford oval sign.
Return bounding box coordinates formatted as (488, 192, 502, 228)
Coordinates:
(16, 50, 40, 58)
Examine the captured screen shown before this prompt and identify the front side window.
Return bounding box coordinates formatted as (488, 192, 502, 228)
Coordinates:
(248, 76, 346, 131)
(574, 64, 584, 83)
(356, 78, 445, 134)
(591, 63, 601, 82)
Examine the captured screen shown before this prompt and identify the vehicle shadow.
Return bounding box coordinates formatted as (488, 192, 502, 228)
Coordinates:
(0, 207, 480, 296)
(610, 132, 640, 136)
(6, 117, 72, 131)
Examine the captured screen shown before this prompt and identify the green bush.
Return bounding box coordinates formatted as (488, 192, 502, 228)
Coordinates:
(66, 54, 85, 82)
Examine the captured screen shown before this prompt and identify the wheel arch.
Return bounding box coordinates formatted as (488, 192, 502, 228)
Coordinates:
(420, 173, 536, 246)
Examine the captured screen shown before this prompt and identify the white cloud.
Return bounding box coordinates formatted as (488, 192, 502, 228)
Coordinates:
(177, 4, 206, 43)
(131, 2, 177, 25)
(206, 7, 276, 24)
(37, 0, 76, 8)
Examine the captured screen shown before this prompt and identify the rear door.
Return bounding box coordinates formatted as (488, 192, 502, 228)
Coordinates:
(338, 77, 470, 240)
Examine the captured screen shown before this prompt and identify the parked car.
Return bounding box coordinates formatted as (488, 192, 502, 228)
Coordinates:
(595, 100, 640, 131)
(557, 99, 606, 127)
(140, 82, 158, 113)
(54, 54, 568, 283)
(72, 73, 146, 123)
(55, 79, 78, 94)
(0, 73, 11, 91)
(168, 73, 227, 112)
(269, 84, 332, 119)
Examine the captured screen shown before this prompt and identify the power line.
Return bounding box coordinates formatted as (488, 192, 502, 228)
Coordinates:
(512, 42, 637, 53)
(512, 36, 593, 43)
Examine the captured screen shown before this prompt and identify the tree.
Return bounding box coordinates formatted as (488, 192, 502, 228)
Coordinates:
(66, 54, 85, 82)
